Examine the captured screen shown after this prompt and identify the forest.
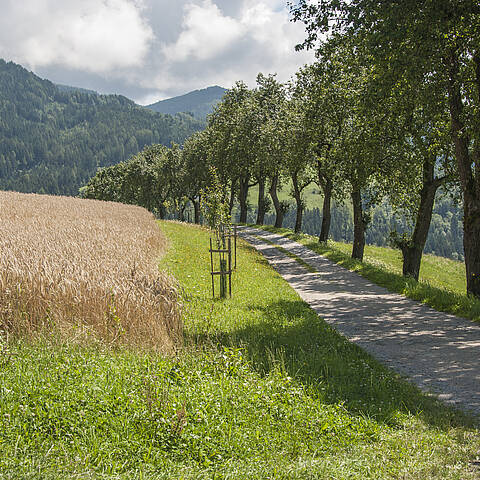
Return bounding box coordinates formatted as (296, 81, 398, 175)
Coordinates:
(0, 59, 204, 195)
(83, 0, 480, 299)
(146, 86, 226, 120)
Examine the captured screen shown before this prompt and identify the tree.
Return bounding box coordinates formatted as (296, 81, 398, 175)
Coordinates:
(379, 79, 455, 280)
(208, 77, 292, 226)
(165, 143, 187, 220)
(208, 82, 257, 224)
(306, 37, 390, 261)
(81, 144, 176, 219)
(182, 129, 211, 223)
(200, 166, 231, 232)
(253, 74, 287, 225)
(201, 166, 231, 298)
(290, 0, 480, 296)
(294, 62, 347, 242)
(284, 93, 315, 233)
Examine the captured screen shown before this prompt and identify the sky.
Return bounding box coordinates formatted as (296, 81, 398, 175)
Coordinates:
(0, 0, 315, 104)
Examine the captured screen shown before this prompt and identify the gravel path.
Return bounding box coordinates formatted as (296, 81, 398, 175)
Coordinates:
(239, 226, 480, 418)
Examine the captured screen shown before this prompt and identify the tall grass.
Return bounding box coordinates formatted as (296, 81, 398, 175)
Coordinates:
(0, 191, 181, 350)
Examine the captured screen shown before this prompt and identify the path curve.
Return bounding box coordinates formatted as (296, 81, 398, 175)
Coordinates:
(239, 226, 480, 417)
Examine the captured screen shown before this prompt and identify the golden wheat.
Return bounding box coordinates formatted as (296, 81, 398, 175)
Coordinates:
(0, 191, 181, 351)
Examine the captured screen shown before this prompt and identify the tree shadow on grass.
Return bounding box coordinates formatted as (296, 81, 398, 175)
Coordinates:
(184, 230, 478, 430)
(189, 297, 478, 431)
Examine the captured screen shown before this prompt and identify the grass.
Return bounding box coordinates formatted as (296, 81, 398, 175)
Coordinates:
(247, 181, 321, 209)
(0, 220, 479, 479)
(255, 224, 480, 323)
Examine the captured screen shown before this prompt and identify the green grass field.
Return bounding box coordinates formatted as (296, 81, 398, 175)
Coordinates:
(0, 221, 479, 479)
(247, 181, 321, 209)
(256, 225, 480, 323)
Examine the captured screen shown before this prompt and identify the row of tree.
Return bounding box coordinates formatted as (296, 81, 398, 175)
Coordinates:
(82, 64, 462, 287)
(182, 71, 457, 285)
(82, 0, 480, 298)
(258, 196, 464, 262)
(287, 0, 480, 298)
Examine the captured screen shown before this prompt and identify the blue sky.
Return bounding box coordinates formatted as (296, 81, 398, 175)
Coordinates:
(0, 0, 314, 103)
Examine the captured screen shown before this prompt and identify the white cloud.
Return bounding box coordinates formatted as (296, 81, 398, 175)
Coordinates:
(0, 0, 315, 102)
(162, 0, 244, 62)
(0, 0, 154, 73)
(149, 0, 313, 99)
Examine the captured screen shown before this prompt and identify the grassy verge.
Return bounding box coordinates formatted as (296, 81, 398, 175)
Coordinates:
(0, 221, 479, 479)
(254, 224, 480, 323)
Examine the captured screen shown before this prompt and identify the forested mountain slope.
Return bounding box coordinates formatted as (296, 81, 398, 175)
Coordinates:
(55, 84, 98, 95)
(0, 59, 204, 195)
(146, 85, 226, 119)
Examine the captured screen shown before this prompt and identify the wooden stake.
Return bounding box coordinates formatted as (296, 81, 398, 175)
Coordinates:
(210, 237, 215, 298)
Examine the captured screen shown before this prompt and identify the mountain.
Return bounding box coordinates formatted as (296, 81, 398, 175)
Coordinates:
(55, 83, 98, 95)
(146, 86, 227, 119)
(0, 59, 204, 195)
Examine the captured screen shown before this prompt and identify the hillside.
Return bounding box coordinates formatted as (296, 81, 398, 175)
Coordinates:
(146, 85, 226, 119)
(0, 59, 204, 195)
(55, 83, 98, 95)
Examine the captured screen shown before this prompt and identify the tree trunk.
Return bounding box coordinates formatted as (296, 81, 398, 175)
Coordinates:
(179, 203, 186, 222)
(238, 175, 249, 224)
(401, 159, 441, 280)
(193, 198, 200, 224)
(291, 172, 304, 233)
(295, 202, 303, 233)
(401, 246, 421, 281)
(319, 177, 333, 243)
(447, 48, 480, 298)
(351, 188, 366, 261)
(158, 203, 167, 220)
(229, 181, 236, 216)
(269, 175, 284, 228)
(256, 177, 266, 225)
(463, 201, 480, 298)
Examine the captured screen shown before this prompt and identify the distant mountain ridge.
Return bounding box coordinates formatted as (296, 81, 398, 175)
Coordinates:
(0, 59, 204, 195)
(55, 83, 98, 95)
(146, 86, 227, 119)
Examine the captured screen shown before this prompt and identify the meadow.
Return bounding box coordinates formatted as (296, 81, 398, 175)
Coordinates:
(0, 214, 479, 478)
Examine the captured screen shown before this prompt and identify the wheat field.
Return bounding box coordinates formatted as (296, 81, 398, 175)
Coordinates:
(0, 191, 181, 351)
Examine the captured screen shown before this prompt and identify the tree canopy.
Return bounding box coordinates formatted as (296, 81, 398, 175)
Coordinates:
(289, 0, 480, 296)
